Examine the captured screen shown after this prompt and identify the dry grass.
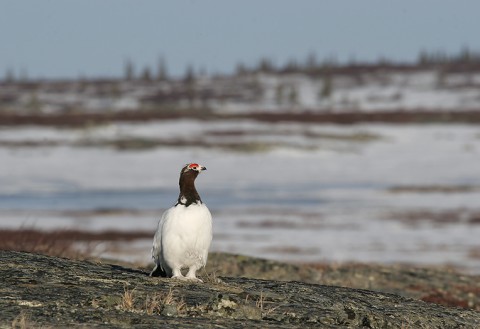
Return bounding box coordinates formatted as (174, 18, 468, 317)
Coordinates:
(120, 286, 136, 311)
(144, 293, 162, 315)
(10, 312, 51, 329)
(119, 287, 186, 316)
(148, 288, 186, 315)
(201, 269, 221, 284)
(11, 312, 29, 329)
(162, 288, 176, 305)
(253, 291, 280, 317)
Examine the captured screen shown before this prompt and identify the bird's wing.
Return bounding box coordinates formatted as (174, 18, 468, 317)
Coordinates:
(151, 208, 171, 266)
(150, 208, 174, 277)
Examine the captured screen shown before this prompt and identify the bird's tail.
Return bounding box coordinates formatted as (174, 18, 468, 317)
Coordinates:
(149, 264, 168, 277)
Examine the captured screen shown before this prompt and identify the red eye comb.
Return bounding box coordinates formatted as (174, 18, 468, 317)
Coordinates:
(188, 163, 199, 169)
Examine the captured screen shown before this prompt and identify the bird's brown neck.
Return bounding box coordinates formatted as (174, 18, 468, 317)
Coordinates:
(177, 171, 202, 207)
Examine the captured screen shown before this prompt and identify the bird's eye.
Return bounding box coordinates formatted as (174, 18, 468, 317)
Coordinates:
(192, 166, 197, 170)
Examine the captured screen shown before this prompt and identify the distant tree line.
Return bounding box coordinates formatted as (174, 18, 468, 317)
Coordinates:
(123, 56, 169, 82)
(234, 48, 480, 77)
(3, 48, 480, 84)
(417, 47, 480, 66)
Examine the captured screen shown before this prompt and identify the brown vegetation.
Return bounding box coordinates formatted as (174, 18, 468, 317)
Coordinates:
(0, 229, 151, 259)
(2, 109, 480, 128)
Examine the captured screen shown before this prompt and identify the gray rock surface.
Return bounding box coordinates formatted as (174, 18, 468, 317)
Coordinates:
(1, 250, 479, 328)
(205, 253, 480, 311)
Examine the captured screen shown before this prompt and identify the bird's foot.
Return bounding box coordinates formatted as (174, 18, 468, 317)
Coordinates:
(185, 276, 203, 283)
(171, 275, 188, 281)
(172, 275, 202, 282)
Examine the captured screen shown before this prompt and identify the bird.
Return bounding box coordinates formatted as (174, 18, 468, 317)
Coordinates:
(150, 163, 212, 282)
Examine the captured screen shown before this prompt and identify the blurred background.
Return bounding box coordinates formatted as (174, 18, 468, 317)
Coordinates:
(1, 1, 480, 273)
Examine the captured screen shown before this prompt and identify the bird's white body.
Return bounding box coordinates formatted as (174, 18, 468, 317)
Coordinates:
(152, 202, 212, 280)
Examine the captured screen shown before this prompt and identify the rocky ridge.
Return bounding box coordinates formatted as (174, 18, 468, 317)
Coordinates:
(1, 250, 479, 328)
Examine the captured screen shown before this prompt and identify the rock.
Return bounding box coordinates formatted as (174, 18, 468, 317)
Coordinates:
(206, 252, 480, 311)
(161, 304, 178, 317)
(1, 250, 479, 328)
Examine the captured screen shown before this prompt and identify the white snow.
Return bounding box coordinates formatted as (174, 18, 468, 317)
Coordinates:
(5, 70, 480, 114)
(1, 121, 480, 272)
(210, 71, 480, 113)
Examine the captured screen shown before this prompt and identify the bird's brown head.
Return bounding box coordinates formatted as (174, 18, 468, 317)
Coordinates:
(177, 163, 206, 206)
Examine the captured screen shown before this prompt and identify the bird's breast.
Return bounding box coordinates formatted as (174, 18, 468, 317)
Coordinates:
(164, 203, 212, 235)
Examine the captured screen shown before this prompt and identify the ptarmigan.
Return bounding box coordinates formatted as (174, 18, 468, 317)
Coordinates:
(150, 163, 212, 282)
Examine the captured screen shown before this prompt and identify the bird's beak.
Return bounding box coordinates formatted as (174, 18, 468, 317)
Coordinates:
(201, 166, 207, 171)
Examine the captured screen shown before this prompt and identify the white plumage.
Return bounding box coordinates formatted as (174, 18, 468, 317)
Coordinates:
(150, 163, 212, 281)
